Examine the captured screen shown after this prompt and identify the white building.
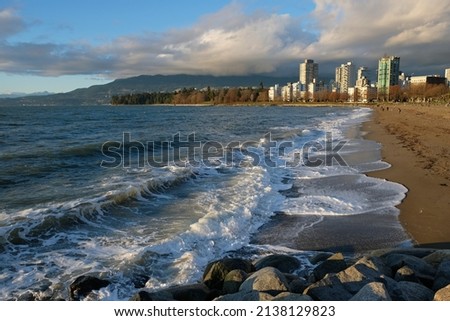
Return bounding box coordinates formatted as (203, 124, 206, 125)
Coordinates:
(268, 84, 281, 101)
(410, 75, 447, 86)
(335, 62, 356, 94)
(445, 68, 450, 86)
(299, 59, 318, 85)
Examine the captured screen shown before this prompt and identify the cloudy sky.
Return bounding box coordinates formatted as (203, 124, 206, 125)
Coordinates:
(1, 0, 449, 93)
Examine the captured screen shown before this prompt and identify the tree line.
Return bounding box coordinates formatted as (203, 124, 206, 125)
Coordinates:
(111, 87, 269, 105)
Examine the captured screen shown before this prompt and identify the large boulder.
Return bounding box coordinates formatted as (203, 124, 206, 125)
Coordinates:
(304, 256, 390, 301)
(303, 274, 353, 301)
(384, 254, 436, 282)
(423, 250, 450, 267)
(223, 269, 248, 294)
(434, 284, 450, 301)
(254, 254, 301, 273)
(433, 260, 450, 291)
(214, 291, 273, 301)
(130, 290, 173, 301)
(313, 252, 347, 280)
(289, 277, 310, 294)
(239, 267, 290, 295)
(350, 282, 391, 301)
(203, 258, 254, 290)
(390, 281, 434, 301)
(166, 283, 217, 301)
(309, 252, 334, 265)
(69, 275, 110, 301)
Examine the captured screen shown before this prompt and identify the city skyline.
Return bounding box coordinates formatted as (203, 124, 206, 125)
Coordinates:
(1, 0, 450, 94)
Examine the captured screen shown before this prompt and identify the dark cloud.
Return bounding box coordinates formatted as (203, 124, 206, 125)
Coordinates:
(1, 1, 449, 80)
(0, 8, 26, 39)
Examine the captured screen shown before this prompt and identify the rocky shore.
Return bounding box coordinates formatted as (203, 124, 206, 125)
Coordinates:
(66, 248, 450, 301)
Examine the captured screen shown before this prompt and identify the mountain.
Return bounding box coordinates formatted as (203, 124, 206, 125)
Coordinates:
(0, 74, 294, 106)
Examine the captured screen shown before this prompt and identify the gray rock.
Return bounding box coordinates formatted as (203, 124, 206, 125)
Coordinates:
(434, 284, 450, 301)
(239, 267, 290, 295)
(166, 283, 217, 301)
(305, 256, 391, 301)
(130, 290, 173, 301)
(272, 292, 313, 301)
(313, 252, 347, 280)
(350, 282, 392, 301)
(203, 258, 254, 290)
(433, 260, 450, 291)
(394, 266, 419, 283)
(355, 256, 392, 277)
(304, 274, 353, 301)
(254, 254, 301, 273)
(309, 252, 334, 265)
(17, 291, 36, 301)
(423, 250, 450, 267)
(289, 278, 309, 294)
(69, 275, 111, 301)
(214, 290, 273, 301)
(391, 281, 434, 301)
(223, 269, 248, 294)
(384, 254, 436, 280)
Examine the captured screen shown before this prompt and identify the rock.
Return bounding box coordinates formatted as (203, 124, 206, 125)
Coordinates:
(254, 254, 301, 273)
(394, 266, 419, 283)
(309, 252, 334, 265)
(289, 278, 309, 294)
(130, 290, 173, 301)
(239, 267, 290, 295)
(304, 274, 353, 301)
(272, 292, 313, 301)
(69, 275, 110, 301)
(434, 284, 450, 301)
(214, 291, 273, 301)
(391, 281, 434, 301)
(203, 258, 254, 290)
(17, 291, 36, 301)
(433, 260, 450, 291)
(373, 248, 435, 259)
(384, 254, 436, 281)
(313, 253, 347, 280)
(305, 256, 391, 301)
(423, 250, 450, 267)
(223, 270, 248, 294)
(355, 256, 392, 277)
(350, 282, 392, 301)
(166, 283, 217, 301)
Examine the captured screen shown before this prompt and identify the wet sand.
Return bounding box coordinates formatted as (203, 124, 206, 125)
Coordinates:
(364, 103, 450, 248)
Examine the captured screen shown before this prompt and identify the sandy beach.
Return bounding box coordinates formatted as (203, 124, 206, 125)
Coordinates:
(364, 103, 450, 248)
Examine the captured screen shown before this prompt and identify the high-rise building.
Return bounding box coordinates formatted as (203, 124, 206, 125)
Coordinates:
(357, 67, 369, 80)
(335, 62, 355, 93)
(377, 56, 400, 98)
(299, 59, 318, 86)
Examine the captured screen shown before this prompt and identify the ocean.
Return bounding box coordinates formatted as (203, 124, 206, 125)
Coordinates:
(0, 105, 410, 300)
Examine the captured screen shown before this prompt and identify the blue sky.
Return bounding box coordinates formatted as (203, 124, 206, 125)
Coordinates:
(1, 0, 449, 94)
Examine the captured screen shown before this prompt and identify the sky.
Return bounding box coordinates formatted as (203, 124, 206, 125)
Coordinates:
(1, 0, 450, 94)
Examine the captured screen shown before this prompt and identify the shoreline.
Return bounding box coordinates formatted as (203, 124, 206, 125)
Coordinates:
(363, 103, 450, 248)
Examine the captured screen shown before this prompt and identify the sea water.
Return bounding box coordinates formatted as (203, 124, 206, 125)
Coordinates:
(0, 105, 409, 300)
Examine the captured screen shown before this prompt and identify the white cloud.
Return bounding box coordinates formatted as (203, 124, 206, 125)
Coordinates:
(1, 1, 450, 79)
(307, 0, 450, 71)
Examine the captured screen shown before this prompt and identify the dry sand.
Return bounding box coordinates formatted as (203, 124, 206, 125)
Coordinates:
(364, 103, 450, 248)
